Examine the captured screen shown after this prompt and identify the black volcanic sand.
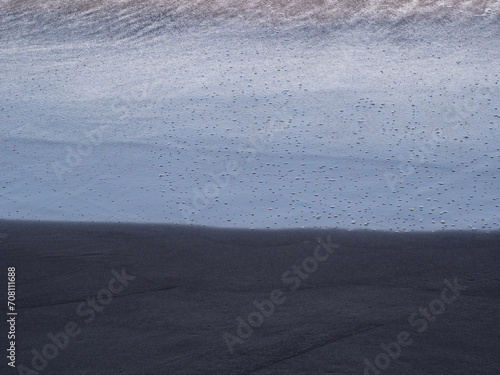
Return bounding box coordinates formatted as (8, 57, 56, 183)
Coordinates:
(1, 220, 499, 375)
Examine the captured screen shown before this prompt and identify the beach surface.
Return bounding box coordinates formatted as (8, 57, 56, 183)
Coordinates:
(1, 2, 500, 373)
(1, 220, 499, 374)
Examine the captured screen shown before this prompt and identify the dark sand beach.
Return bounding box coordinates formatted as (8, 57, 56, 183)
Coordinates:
(1, 2, 500, 374)
(1, 220, 499, 374)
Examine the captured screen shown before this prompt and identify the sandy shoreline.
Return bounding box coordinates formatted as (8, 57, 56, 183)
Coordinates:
(1, 3, 499, 373)
(1, 220, 499, 374)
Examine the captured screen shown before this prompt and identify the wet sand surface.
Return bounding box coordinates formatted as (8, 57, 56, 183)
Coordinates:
(1, 220, 499, 374)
